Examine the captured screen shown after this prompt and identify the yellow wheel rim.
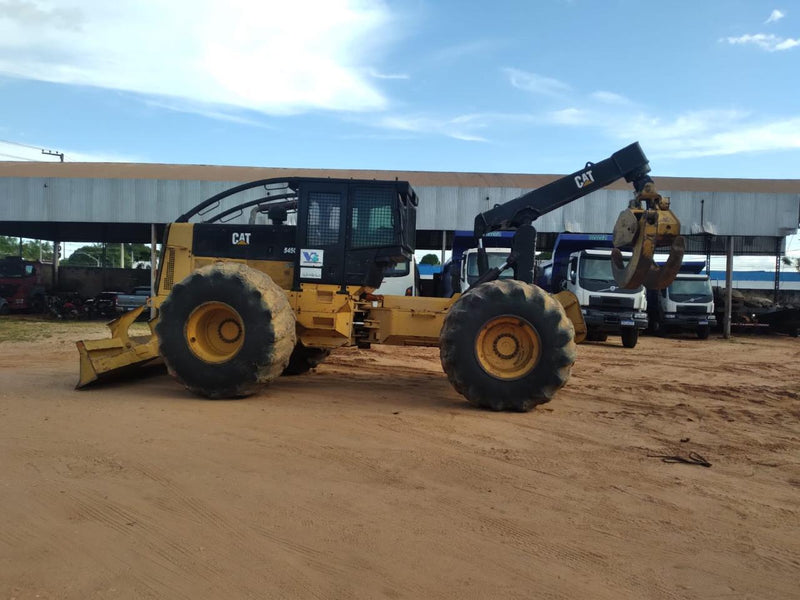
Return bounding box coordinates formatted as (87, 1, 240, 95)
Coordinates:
(185, 301, 245, 363)
(475, 315, 541, 380)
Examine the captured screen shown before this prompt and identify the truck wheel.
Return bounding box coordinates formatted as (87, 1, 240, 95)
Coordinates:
(697, 325, 710, 340)
(283, 343, 330, 376)
(31, 294, 46, 314)
(650, 318, 664, 337)
(156, 263, 296, 399)
(440, 280, 576, 412)
(621, 327, 638, 348)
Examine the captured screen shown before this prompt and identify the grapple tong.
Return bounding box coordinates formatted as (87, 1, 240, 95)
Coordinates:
(611, 181, 684, 290)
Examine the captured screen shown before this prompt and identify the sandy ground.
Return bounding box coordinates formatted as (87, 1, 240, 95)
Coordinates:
(0, 317, 798, 600)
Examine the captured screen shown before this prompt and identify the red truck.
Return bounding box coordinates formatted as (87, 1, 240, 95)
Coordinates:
(0, 256, 52, 312)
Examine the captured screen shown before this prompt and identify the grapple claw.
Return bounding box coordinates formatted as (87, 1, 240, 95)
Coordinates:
(612, 236, 685, 290)
(611, 183, 684, 290)
(644, 236, 685, 289)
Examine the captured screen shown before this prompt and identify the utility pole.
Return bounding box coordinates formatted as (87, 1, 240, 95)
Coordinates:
(42, 149, 64, 162)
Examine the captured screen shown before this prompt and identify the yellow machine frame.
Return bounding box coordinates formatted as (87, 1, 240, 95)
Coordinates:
(77, 222, 588, 388)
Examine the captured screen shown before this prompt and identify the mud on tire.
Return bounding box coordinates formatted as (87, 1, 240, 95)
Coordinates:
(439, 280, 576, 412)
(156, 263, 296, 399)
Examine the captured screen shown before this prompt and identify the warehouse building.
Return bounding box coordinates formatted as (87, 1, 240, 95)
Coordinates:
(0, 161, 798, 296)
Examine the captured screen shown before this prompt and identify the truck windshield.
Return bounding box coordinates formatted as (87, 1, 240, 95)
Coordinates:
(668, 278, 712, 302)
(0, 262, 27, 278)
(384, 260, 410, 277)
(578, 256, 642, 294)
(466, 252, 513, 284)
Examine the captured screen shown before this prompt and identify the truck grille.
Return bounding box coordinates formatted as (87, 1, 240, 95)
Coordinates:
(677, 305, 708, 315)
(589, 295, 634, 310)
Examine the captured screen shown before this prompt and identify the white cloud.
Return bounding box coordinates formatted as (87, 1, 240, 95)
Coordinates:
(765, 9, 785, 24)
(372, 114, 490, 142)
(0, 0, 397, 116)
(552, 103, 800, 160)
(500, 66, 800, 160)
(504, 68, 571, 98)
(645, 116, 800, 159)
(722, 33, 800, 52)
(590, 90, 633, 105)
(367, 68, 410, 80)
(548, 108, 591, 126)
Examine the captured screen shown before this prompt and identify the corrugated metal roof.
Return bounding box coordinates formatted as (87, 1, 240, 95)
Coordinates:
(0, 161, 797, 241)
(2, 160, 800, 194)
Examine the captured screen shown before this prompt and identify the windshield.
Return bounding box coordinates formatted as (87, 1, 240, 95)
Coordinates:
(466, 252, 513, 284)
(384, 260, 410, 278)
(0, 261, 32, 278)
(668, 278, 712, 302)
(578, 255, 641, 294)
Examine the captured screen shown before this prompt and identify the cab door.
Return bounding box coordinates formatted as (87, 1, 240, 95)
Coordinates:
(295, 182, 347, 287)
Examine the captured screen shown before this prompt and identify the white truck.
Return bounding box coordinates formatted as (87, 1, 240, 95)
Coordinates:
(440, 231, 517, 297)
(537, 234, 648, 348)
(374, 259, 419, 296)
(647, 270, 715, 339)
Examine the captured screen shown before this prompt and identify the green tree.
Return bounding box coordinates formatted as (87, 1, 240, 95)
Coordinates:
(0, 236, 53, 261)
(419, 253, 441, 266)
(782, 256, 799, 272)
(61, 243, 152, 268)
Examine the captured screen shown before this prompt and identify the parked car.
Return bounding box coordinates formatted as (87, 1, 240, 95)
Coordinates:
(89, 291, 125, 319)
(115, 286, 152, 313)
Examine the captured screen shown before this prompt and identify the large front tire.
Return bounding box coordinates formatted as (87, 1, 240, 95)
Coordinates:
(156, 263, 296, 399)
(440, 281, 576, 412)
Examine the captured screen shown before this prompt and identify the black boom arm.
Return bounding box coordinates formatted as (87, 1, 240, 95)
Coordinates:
(473, 142, 654, 238)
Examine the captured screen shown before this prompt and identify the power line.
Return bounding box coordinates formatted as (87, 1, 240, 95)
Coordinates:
(0, 138, 43, 151)
(0, 139, 64, 161)
(0, 152, 37, 161)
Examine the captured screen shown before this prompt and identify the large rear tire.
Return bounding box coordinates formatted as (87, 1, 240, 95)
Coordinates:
(440, 280, 576, 412)
(283, 343, 330, 376)
(156, 263, 296, 399)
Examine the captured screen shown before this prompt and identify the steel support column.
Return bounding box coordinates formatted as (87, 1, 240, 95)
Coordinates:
(150, 224, 157, 320)
(724, 236, 733, 339)
(774, 237, 782, 304)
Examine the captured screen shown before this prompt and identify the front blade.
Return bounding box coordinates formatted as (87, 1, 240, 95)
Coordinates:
(76, 306, 162, 388)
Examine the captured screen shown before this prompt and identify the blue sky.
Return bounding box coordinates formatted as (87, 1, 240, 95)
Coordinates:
(0, 0, 798, 261)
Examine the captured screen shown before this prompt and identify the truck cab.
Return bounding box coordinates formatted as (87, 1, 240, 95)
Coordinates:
(374, 259, 419, 296)
(648, 272, 715, 338)
(0, 256, 50, 312)
(440, 231, 517, 297)
(538, 234, 648, 348)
